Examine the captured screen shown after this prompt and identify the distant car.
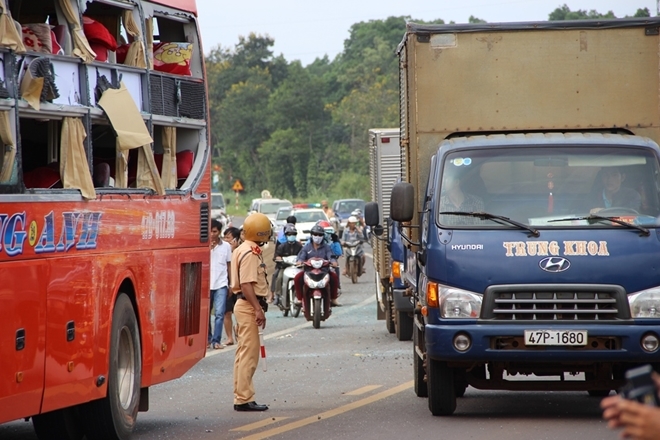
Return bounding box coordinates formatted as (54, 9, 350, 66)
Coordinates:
(332, 199, 365, 235)
(248, 198, 293, 221)
(211, 192, 230, 230)
(273, 206, 293, 238)
(289, 208, 329, 242)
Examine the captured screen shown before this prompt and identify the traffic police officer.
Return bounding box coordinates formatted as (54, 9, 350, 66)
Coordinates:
(231, 213, 271, 411)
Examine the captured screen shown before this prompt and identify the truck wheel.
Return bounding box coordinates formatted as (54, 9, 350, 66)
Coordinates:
(427, 358, 457, 416)
(384, 299, 395, 334)
(395, 310, 413, 341)
(413, 328, 428, 397)
(32, 407, 84, 440)
(82, 294, 141, 440)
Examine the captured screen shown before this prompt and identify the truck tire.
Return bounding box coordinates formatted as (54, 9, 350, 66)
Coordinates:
(395, 310, 413, 341)
(32, 407, 84, 440)
(82, 294, 141, 440)
(413, 328, 428, 397)
(384, 299, 395, 334)
(427, 358, 457, 416)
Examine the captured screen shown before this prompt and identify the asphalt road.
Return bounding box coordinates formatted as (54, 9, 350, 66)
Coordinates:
(0, 246, 618, 440)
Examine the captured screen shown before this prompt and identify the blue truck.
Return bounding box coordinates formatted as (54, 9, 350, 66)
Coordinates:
(365, 19, 660, 415)
(369, 129, 414, 340)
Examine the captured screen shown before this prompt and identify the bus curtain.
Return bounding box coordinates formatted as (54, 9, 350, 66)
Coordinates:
(60, 117, 96, 200)
(0, 110, 16, 182)
(121, 10, 146, 68)
(161, 126, 177, 189)
(57, 0, 96, 63)
(0, 0, 25, 53)
(144, 17, 154, 69)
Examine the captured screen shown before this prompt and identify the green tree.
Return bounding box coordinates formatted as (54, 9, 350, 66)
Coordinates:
(631, 8, 651, 17)
(468, 15, 487, 23)
(549, 4, 616, 20)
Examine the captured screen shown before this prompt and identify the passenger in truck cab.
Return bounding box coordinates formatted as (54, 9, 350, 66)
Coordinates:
(438, 163, 485, 225)
(588, 167, 641, 214)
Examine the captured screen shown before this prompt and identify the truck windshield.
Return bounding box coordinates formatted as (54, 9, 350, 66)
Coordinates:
(437, 146, 660, 229)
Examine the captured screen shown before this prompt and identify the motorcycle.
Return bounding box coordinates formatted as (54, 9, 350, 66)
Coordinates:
(344, 240, 363, 284)
(277, 255, 302, 318)
(299, 258, 332, 329)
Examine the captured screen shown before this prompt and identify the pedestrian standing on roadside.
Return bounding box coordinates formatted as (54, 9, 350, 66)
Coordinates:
(209, 219, 232, 350)
(222, 226, 242, 346)
(231, 213, 271, 412)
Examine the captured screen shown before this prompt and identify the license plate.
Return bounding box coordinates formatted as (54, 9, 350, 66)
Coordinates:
(524, 330, 587, 346)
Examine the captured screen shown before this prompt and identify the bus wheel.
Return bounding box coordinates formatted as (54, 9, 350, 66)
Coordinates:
(32, 407, 84, 440)
(83, 293, 142, 440)
(427, 358, 457, 416)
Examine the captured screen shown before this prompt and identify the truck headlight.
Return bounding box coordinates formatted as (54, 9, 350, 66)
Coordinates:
(439, 285, 482, 319)
(629, 288, 660, 318)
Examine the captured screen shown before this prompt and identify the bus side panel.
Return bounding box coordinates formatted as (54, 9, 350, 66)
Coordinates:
(147, 247, 209, 386)
(0, 261, 47, 423)
(41, 258, 99, 413)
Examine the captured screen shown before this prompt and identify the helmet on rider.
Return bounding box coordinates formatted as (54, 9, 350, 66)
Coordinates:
(351, 209, 362, 217)
(243, 213, 272, 243)
(284, 224, 298, 235)
(310, 224, 325, 236)
(317, 220, 333, 233)
(347, 215, 358, 224)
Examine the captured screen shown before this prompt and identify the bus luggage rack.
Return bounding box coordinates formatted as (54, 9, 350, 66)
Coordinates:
(482, 287, 629, 321)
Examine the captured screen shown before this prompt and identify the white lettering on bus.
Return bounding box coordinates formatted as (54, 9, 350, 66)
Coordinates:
(142, 211, 176, 240)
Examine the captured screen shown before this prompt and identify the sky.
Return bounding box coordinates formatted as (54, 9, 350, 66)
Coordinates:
(197, 1, 656, 65)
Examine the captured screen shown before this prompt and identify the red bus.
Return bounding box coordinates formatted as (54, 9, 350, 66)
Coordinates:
(0, 1, 210, 438)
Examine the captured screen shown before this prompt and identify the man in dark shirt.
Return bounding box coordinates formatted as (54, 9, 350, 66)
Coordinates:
(294, 224, 340, 306)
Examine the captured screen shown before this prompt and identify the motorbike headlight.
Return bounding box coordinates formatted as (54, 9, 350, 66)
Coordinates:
(311, 259, 323, 269)
(629, 288, 660, 318)
(439, 285, 482, 319)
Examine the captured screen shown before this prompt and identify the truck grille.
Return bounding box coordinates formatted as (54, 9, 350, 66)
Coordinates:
(481, 285, 629, 321)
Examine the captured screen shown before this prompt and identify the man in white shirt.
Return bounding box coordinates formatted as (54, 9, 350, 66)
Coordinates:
(209, 219, 232, 349)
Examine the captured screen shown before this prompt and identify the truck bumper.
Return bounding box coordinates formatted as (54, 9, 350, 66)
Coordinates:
(393, 288, 413, 312)
(425, 323, 660, 363)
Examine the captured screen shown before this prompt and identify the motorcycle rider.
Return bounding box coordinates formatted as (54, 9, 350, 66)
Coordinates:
(351, 209, 368, 241)
(271, 224, 303, 306)
(342, 216, 366, 276)
(275, 215, 297, 250)
(294, 224, 341, 307)
(317, 220, 343, 294)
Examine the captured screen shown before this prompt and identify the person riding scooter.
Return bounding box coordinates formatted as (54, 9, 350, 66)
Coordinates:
(271, 224, 303, 305)
(342, 216, 366, 276)
(294, 224, 341, 307)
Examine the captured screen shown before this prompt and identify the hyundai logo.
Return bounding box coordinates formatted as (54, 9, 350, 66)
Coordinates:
(539, 257, 571, 273)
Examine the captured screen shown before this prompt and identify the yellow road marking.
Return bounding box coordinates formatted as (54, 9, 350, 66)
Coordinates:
(344, 385, 382, 396)
(238, 381, 413, 440)
(230, 417, 290, 432)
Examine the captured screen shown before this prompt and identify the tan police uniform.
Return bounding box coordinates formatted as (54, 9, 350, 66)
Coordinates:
(231, 239, 269, 405)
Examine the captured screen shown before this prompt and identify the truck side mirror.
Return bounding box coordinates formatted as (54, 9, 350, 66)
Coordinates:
(391, 182, 415, 222)
(364, 202, 379, 227)
(372, 225, 384, 236)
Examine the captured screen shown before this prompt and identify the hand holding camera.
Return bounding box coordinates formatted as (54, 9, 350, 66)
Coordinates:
(601, 364, 660, 440)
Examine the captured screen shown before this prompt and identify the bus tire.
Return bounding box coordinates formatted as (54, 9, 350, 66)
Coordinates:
(395, 310, 413, 341)
(427, 359, 456, 416)
(83, 293, 141, 440)
(32, 407, 84, 440)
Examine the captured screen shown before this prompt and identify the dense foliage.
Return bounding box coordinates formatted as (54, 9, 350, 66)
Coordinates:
(207, 5, 652, 202)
